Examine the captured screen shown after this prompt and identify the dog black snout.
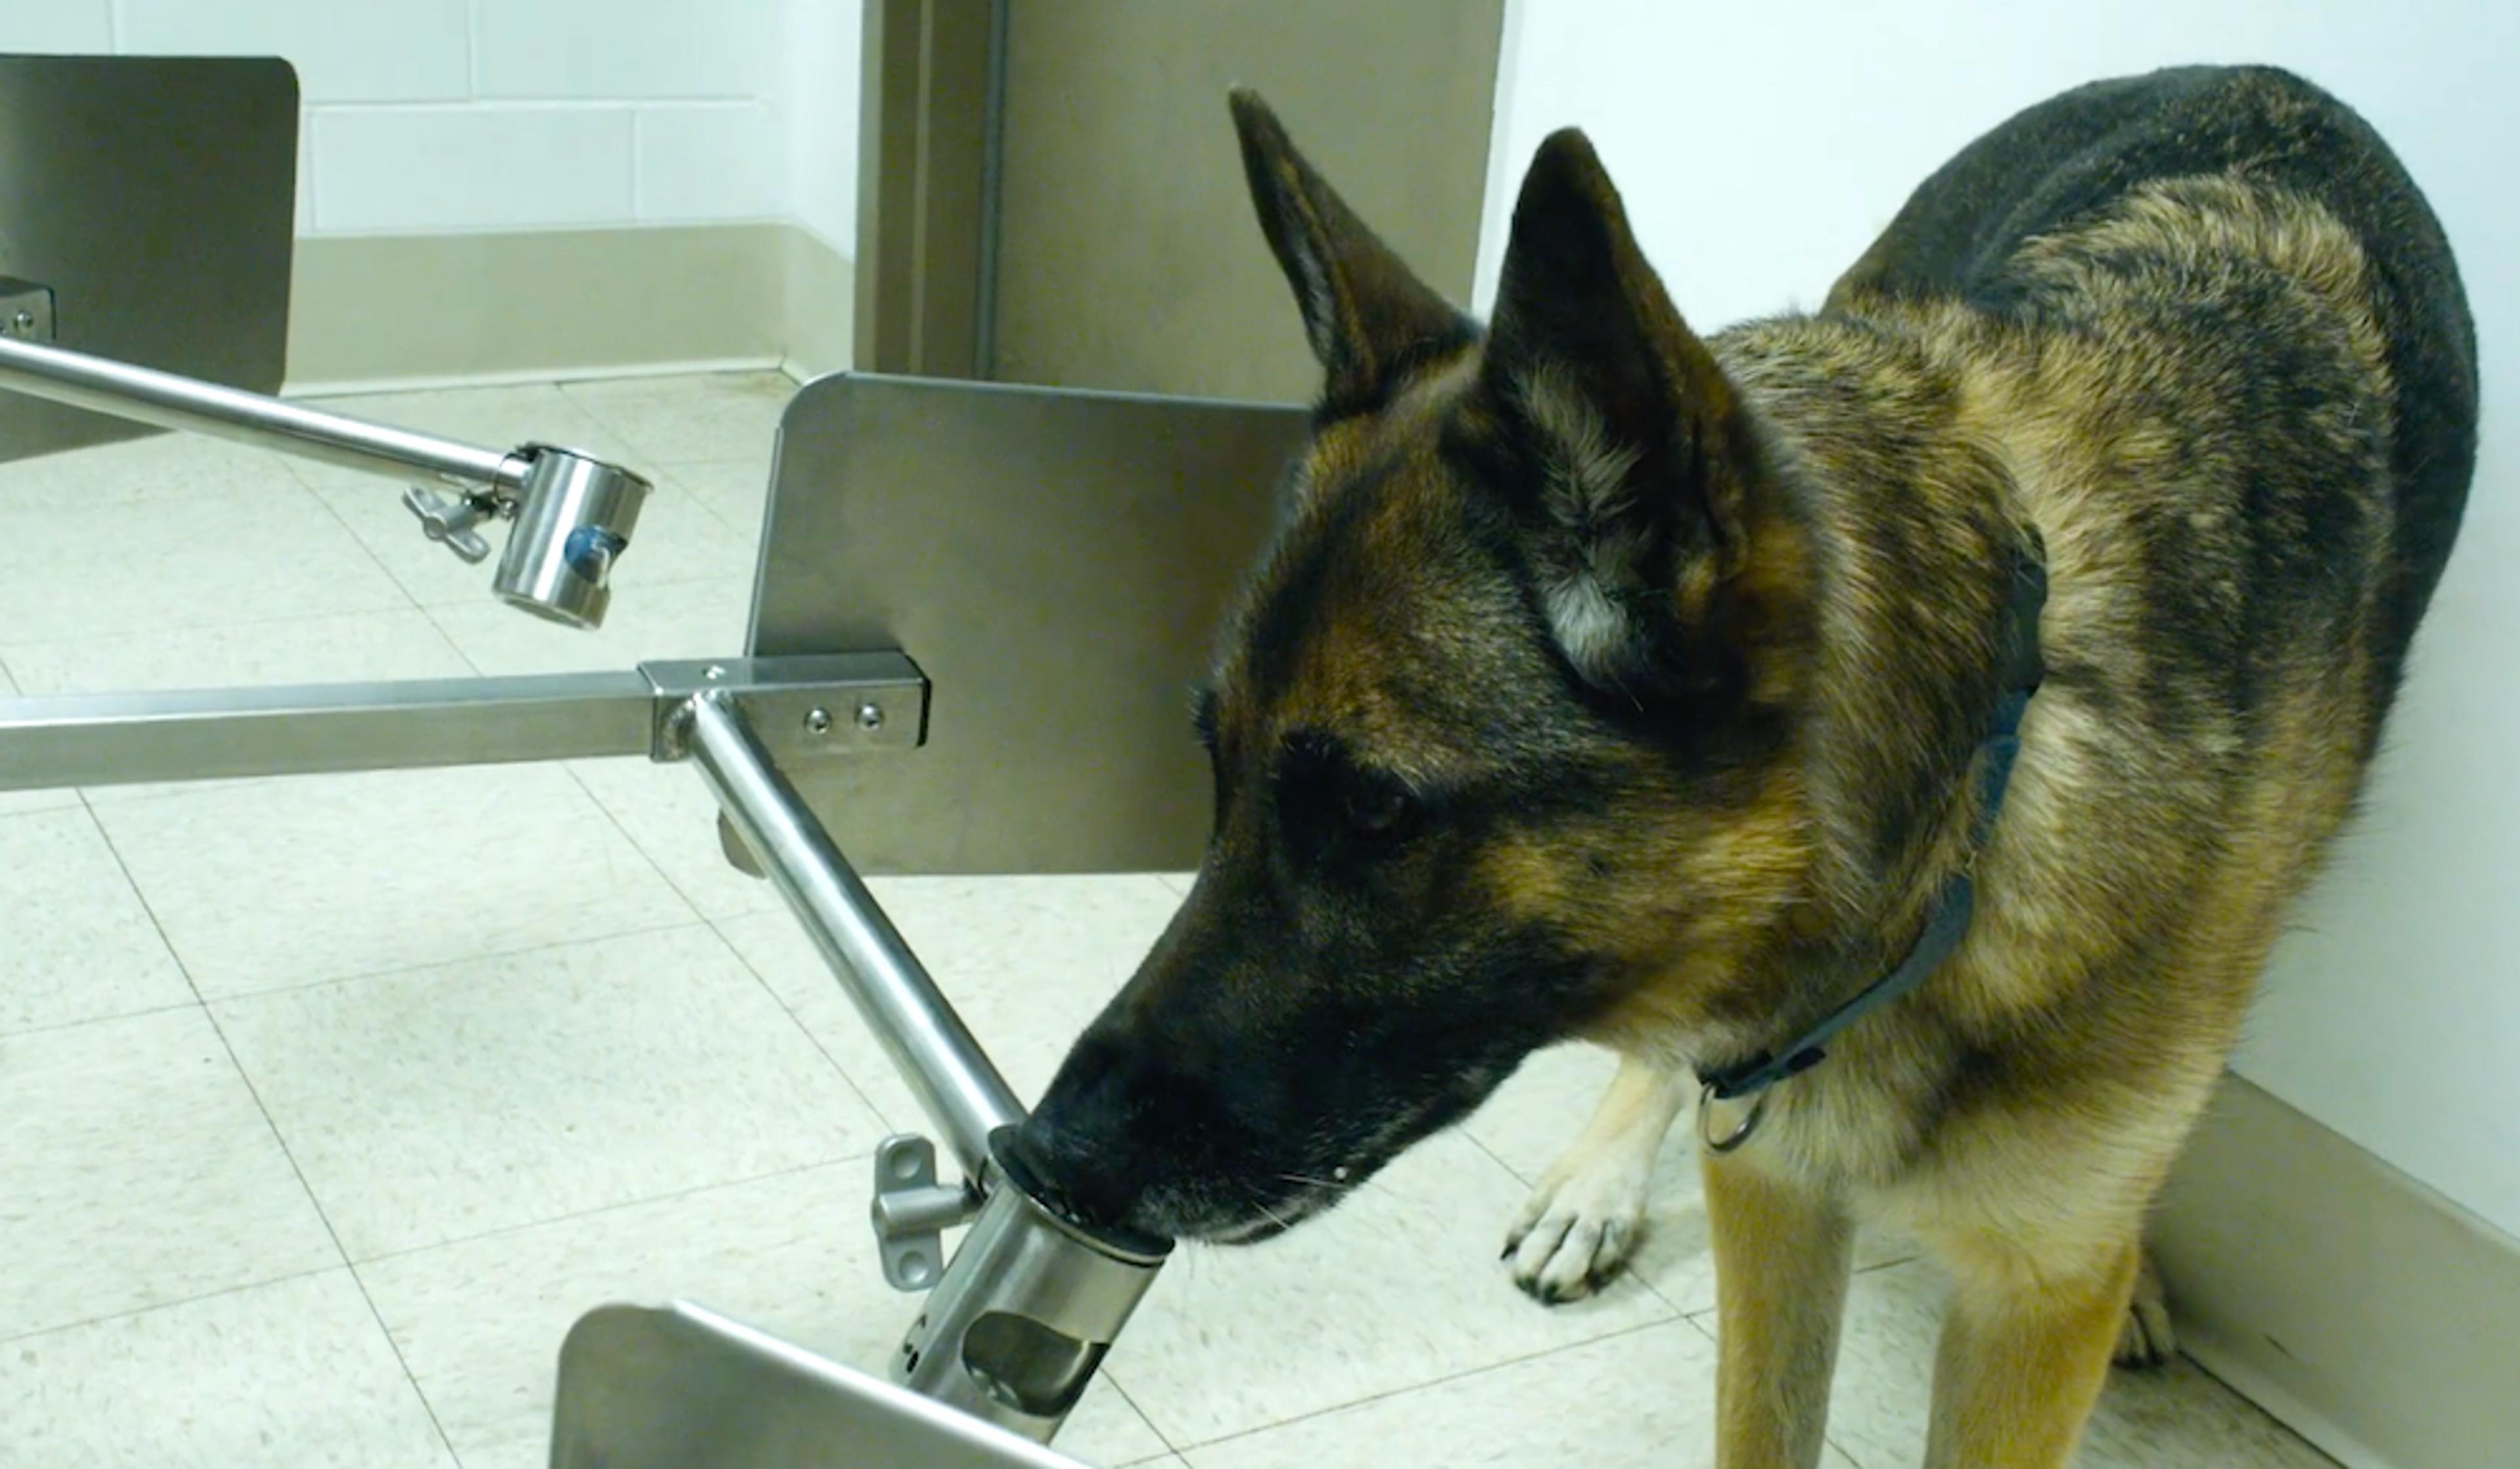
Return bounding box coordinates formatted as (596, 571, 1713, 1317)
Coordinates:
(1006, 1109, 1145, 1232)
(1014, 1027, 1162, 1232)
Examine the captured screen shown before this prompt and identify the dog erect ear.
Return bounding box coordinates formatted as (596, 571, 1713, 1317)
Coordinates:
(1484, 129, 1764, 695)
(1230, 88, 1471, 415)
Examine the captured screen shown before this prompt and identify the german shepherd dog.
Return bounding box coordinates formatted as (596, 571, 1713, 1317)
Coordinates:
(1015, 65, 2475, 1466)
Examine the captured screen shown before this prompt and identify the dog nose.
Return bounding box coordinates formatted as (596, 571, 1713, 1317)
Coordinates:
(1007, 1108, 1145, 1232)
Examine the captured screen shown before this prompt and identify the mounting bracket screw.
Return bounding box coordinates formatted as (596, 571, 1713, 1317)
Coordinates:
(855, 702, 886, 732)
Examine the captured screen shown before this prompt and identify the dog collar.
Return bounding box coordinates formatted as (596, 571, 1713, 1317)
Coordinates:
(1696, 547, 2047, 1152)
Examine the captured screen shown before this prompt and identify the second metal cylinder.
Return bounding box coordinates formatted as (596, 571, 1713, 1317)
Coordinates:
(494, 446, 652, 630)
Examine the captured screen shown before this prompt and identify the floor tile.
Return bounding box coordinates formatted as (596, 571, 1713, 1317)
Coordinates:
(424, 577, 752, 677)
(1460, 1041, 1629, 1183)
(658, 456, 774, 545)
(0, 482, 409, 642)
(1179, 1321, 1767, 1469)
(90, 763, 693, 999)
(0, 1008, 340, 1341)
(0, 807, 193, 1034)
(0, 430, 318, 515)
(560, 372, 795, 464)
(1099, 1130, 1675, 1447)
(0, 608, 476, 806)
(213, 925, 886, 1260)
(1818, 1259, 2335, 1468)
(568, 756, 780, 921)
(308, 471, 753, 608)
(0, 662, 82, 818)
(0, 1270, 455, 1469)
(715, 873, 1183, 1129)
(359, 1163, 1167, 1469)
(1461, 1046, 1913, 1315)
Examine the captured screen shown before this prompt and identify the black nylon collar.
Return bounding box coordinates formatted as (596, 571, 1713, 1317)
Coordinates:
(1695, 547, 2048, 1147)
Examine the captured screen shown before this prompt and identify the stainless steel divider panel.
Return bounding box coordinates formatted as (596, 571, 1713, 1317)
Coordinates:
(739, 373, 1306, 875)
(0, 56, 297, 463)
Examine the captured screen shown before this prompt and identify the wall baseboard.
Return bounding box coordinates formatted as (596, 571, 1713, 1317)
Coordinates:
(2155, 1072, 2520, 1469)
(285, 223, 852, 394)
(780, 226, 856, 385)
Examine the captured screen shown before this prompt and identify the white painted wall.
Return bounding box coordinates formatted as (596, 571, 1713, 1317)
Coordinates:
(0, 1, 858, 244)
(782, 0, 862, 257)
(1482, 0, 2520, 1237)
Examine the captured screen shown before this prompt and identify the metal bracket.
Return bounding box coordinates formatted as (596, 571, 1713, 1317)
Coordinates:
(870, 1134, 982, 1291)
(644, 654, 929, 765)
(0, 277, 54, 342)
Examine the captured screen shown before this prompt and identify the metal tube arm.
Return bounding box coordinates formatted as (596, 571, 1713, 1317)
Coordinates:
(683, 690, 1024, 1177)
(0, 333, 661, 628)
(0, 333, 524, 489)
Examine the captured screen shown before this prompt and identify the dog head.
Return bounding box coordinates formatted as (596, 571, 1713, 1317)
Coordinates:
(1013, 91, 1822, 1242)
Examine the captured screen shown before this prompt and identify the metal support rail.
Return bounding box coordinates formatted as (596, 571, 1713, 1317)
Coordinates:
(0, 655, 927, 791)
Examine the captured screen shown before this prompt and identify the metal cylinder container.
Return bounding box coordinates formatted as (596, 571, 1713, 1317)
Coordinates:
(896, 1128, 1171, 1443)
(493, 446, 652, 629)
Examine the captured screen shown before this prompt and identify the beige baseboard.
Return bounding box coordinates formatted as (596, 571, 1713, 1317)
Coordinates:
(284, 223, 853, 394)
(780, 226, 857, 386)
(2154, 1073, 2520, 1469)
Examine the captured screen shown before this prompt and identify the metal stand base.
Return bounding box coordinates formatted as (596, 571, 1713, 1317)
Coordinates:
(0, 359, 1303, 1460)
(679, 691, 1171, 1445)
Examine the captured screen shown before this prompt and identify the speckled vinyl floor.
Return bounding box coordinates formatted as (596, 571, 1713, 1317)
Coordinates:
(0, 372, 2334, 1468)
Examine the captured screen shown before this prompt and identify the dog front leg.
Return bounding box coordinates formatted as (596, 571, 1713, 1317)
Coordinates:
(1504, 1052, 1690, 1302)
(1703, 1150, 1853, 1469)
(1922, 1231, 2137, 1468)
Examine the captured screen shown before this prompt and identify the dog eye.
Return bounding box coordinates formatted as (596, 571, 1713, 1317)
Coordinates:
(1343, 779, 1411, 836)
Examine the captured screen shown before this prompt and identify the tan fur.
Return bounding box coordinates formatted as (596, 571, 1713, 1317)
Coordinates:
(1559, 169, 2406, 1466)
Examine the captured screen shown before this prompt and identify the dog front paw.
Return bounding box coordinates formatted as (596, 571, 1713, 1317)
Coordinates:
(1502, 1163, 1648, 1304)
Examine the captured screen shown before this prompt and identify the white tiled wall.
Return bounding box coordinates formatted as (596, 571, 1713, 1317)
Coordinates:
(782, 0, 860, 253)
(0, 0, 110, 52)
(118, 0, 472, 103)
(310, 105, 639, 233)
(0, 1, 822, 237)
(473, 0, 778, 100)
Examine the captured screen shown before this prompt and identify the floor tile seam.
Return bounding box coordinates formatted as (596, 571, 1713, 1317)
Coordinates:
(703, 914, 905, 1140)
(1124, 1313, 1682, 1456)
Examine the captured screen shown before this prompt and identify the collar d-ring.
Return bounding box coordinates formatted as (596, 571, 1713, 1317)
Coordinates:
(1698, 1079, 1770, 1153)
